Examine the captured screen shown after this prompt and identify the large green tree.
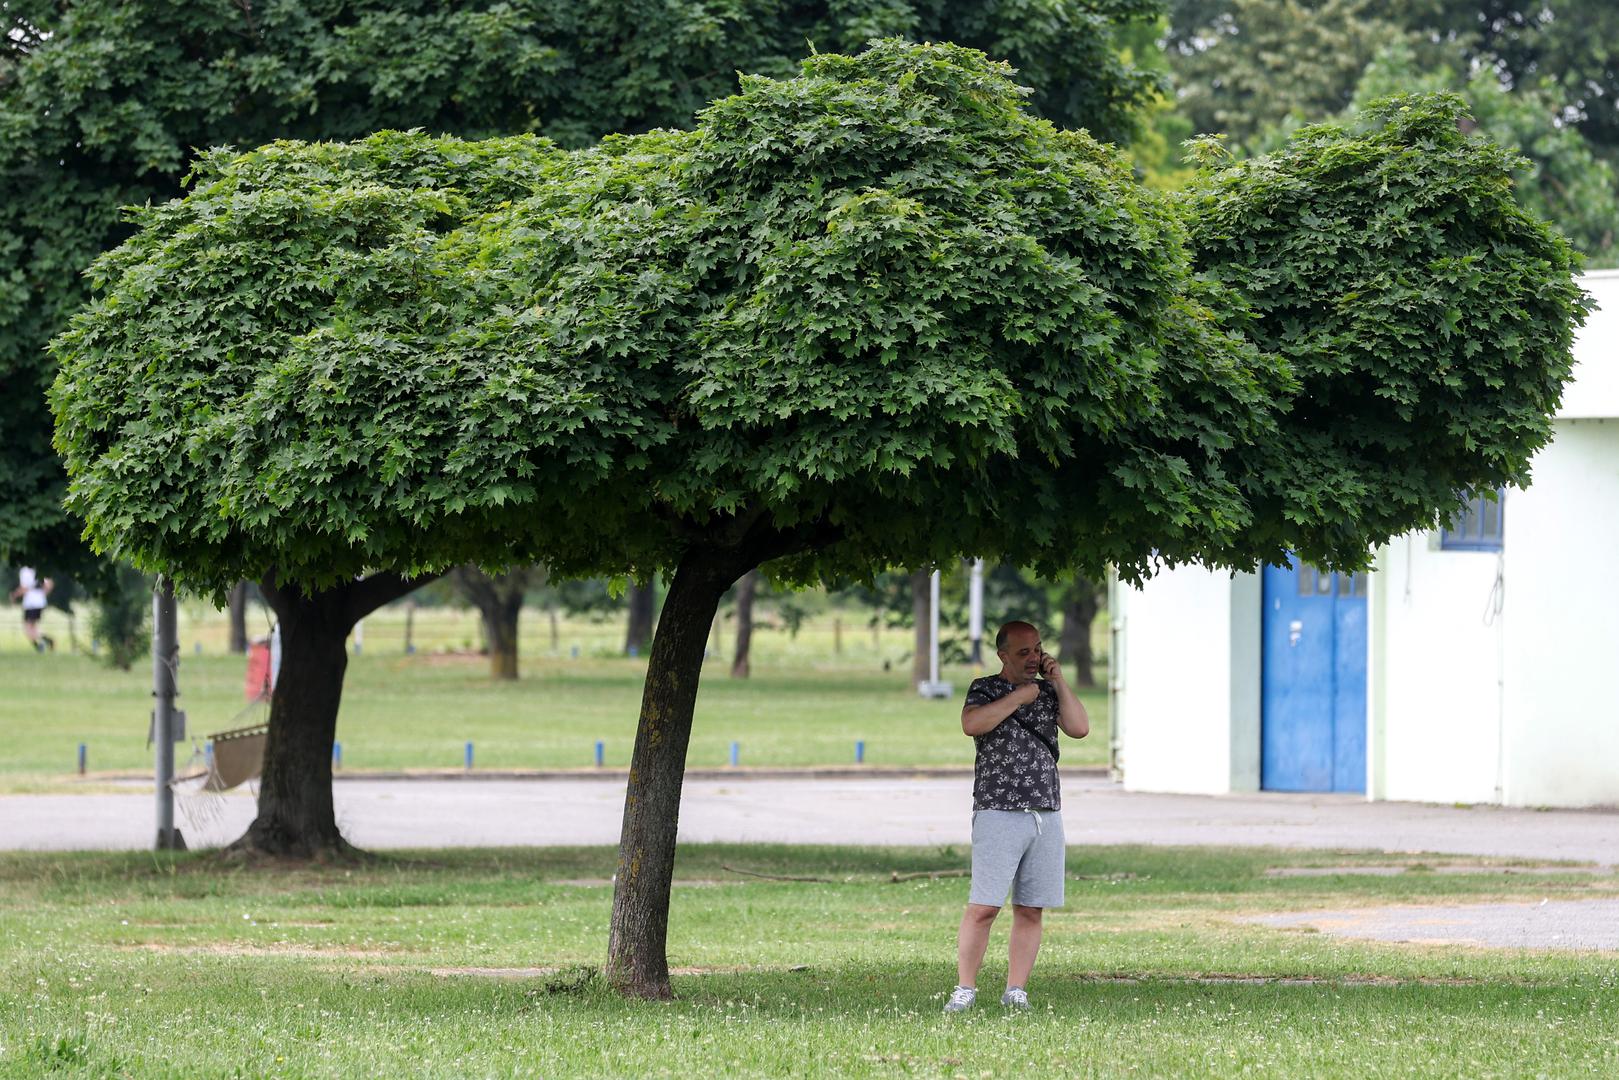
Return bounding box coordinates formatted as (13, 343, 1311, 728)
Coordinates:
(53, 44, 1585, 997)
(2, 0, 1163, 575)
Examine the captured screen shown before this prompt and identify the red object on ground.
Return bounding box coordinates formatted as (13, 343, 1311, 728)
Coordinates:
(244, 641, 272, 701)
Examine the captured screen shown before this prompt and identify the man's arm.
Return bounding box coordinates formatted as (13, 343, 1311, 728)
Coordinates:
(1040, 654, 1090, 738)
(961, 683, 1038, 736)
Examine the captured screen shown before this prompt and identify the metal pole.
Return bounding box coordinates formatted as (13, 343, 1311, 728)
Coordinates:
(928, 569, 942, 686)
(152, 577, 184, 850)
(969, 559, 984, 665)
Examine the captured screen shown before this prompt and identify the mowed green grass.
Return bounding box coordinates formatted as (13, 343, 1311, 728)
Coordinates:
(0, 607, 1110, 788)
(1, 845, 1615, 1078)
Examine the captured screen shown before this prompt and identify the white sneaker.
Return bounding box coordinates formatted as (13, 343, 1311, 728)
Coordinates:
(1001, 987, 1030, 1009)
(943, 985, 977, 1013)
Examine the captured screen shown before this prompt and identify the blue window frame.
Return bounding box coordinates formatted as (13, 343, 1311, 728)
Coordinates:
(1440, 488, 1505, 551)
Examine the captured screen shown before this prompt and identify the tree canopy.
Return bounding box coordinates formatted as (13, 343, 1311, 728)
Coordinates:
(53, 42, 1586, 596)
(3, 0, 1164, 575)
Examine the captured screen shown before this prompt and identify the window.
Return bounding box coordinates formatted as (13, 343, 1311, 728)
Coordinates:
(1296, 565, 1368, 597)
(1439, 488, 1505, 551)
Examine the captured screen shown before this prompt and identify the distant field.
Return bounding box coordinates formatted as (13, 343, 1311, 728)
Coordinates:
(0, 604, 1110, 788)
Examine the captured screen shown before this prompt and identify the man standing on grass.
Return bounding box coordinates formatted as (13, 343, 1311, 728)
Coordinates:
(944, 620, 1089, 1012)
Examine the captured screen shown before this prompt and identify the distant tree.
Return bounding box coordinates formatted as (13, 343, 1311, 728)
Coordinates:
(729, 570, 760, 678)
(1340, 40, 1619, 264)
(226, 582, 251, 654)
(1057, 577, 1103, 688)
(1162, 2, 1619, 262)
(53, 44, 1586, 1002)
(1165, 0, 1408, 147)
(88, 565, 152, 671)
(1166, 1, 1619, 169)
(451, 565, 542, 679)
(1390, 1, 1619, 160)
(623, 582, 657, 657)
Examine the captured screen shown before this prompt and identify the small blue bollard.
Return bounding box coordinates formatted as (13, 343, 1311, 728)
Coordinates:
(465, 741, 474, 770)
(627, 644, 639, 658)
(729, 741, 739, 768)
(193, 642, 202, 655)
(77, 743, 86, 776)
(594, 740, 605, 768)
(333, 741, 342, 769)
(855, 740, 865, 764)
(570, 645, 580, 659)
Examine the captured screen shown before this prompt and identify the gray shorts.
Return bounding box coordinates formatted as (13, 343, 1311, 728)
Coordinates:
(968, 808, 1066, 909)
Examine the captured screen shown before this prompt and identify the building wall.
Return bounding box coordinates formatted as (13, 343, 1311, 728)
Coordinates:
(1558, 269, 1619, 419)
(1367, 535, 1504, 804)
(1118, 271, 1619, 807)
(1500, 419, 1619, 808)
(1114, 566, 1256, 795)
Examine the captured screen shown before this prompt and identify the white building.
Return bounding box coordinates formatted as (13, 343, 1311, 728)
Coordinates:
(1109, 269, 1619, 809)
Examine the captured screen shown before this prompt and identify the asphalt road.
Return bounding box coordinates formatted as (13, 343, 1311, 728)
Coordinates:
(6, 772, 1618, 865)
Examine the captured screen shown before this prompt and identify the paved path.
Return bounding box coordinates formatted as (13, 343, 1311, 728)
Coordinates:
(5, 773, 1619, 864)
(1248, 899, 1619, 951)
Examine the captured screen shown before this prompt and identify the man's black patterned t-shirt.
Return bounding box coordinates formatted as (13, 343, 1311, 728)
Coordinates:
(965, 675, 1061, 811)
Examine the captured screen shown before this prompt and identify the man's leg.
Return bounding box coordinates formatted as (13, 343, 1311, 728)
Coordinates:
(1006, 904, 1043, 989)
(956, 903, 1000, 988)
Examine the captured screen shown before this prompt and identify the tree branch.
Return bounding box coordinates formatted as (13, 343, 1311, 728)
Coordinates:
(346, 570, 439, 625)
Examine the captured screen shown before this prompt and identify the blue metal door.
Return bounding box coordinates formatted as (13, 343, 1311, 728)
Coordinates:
(1261, 558, 1367, 793)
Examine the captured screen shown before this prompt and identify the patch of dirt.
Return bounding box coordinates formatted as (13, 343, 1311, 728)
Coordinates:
(549, 878, 726, 888)
(116, 941, 397, 959)
(425, 964, 751, 978)
(1063, 972, 1488, 987)
(1265, 864, 1608, 878)
(404, 651, 487, 667)
(1243, 897, 1619, 951)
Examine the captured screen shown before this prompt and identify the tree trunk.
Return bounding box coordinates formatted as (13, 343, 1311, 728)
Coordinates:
(624, 580, 656, 655)
(451, 566, 531, 680)
(226, 571, 431, 859)
(1059, 576, 1101, 689)
(227, 580, 250, 654)
(909, 569, 930, 689)
(730, 569, 759, 679)
(608, 548, 742, 998)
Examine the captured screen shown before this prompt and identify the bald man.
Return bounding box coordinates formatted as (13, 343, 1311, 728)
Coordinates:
(942, 620, 1089, 1012)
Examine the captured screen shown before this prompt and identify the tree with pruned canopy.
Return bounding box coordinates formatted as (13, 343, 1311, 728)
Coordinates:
(52, 42, 1585, 997)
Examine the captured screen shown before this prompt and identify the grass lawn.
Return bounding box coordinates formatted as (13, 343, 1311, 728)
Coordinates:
(0, 605, 1110, 790)
(1, 845, 1615, 1077)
